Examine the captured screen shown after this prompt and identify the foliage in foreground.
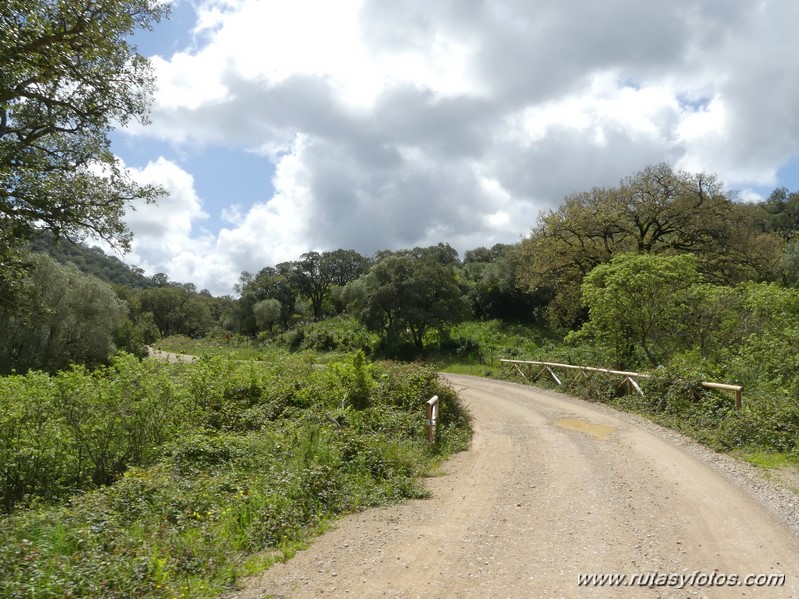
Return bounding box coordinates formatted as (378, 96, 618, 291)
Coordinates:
(0, 352, 470, 598)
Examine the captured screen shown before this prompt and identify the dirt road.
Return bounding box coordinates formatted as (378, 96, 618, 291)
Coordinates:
(230, 374, 799, 598)
(147, 347, 197, 363)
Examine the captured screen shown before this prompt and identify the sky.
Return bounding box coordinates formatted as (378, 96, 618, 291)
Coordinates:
(110, 0, 799, 296)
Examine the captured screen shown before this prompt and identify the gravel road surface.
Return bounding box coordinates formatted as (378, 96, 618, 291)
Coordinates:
(228, 374, 799, 598)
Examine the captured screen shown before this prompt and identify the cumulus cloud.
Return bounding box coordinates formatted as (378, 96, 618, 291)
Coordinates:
(121, 158, 216, 288)
(119, 0, 799, 294)
(120, 145, 314, 295)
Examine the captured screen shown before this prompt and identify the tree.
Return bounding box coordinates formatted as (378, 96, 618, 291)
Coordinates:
(671, 282, 799, 394)
(374, 242, 460, 267)
(151, 272, 171, 287)
(572, 253, 699, 368)
(0, 253, 127, 373)
(0, 0, 167, 302)
(776, 240, 799, 287)
(137, 286, 213, 338)
(285, 250, 370, 320)
(253, 298, 281, 333)
(517, 164, 783, 327)
(461, 243, 545, 321)
(325, 249, 370, 287)
(210, 294, 238, 331)
(237, 266, 297, 334)
(759, 187, 799, 240)
(345, 251, 469, 351)
(288, 252, 330, 321)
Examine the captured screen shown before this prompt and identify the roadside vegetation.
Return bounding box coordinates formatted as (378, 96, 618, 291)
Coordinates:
(5, 165, 799, 596)
(0, 352, 469, 598)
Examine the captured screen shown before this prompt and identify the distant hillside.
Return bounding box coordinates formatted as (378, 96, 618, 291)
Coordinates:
(29, 233, 157, 289)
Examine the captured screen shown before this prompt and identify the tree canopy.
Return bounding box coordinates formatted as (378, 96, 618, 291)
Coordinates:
(0, 253, 127, 373)
(517, 163, 783, 326)
(288, 250, 370, 320)
(572, 252, 699, 367)
(253, 298, 281, 333)
(137, 286, 214, 338)
(461, 243, 545, 321)
(760, 187, 799, 240)
(345, 250, 469, 350)
(0, 0, 167, 301)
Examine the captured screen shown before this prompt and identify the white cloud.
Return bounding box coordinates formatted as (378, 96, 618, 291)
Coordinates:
(120, 141, 314, 295)
(149, 52, 230, 112)
(220, 204, 243, 225)
(121, 158, 214, 286)
(214, 135, 313, 271)
(116, 0, 799, 293)
(125, 157, 208, 237)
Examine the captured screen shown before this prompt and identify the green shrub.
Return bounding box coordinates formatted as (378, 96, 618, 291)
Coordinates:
(0, 354, 194, 511)
(274, 316, 375, 354)
(441, 320, 549, 363)
(0, 352, 471, 597)
(0, 372, 70, 512)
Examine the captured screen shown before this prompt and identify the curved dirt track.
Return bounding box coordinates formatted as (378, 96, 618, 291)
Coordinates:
(229, 374, 799, 598)
(147, 347, 197, 363)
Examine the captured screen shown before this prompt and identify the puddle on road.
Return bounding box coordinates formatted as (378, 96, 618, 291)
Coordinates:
(555, 418, 616, 440)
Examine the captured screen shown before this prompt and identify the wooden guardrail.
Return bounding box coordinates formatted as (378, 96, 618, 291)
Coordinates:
(500, 359, 743, 410)
(425, 395, 439, 443)
(699, 381, 743, 410)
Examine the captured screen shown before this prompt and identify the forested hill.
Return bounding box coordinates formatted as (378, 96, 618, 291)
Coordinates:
(29, 232, 158, 289)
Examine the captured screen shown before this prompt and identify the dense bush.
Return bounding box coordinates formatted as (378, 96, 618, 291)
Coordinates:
(436, 320, 550, 362)
(0, 351, 470, 598)
(640, 361, 799, 453)
(0, 354, 190, 510)
(274, 315, 375, 353)
(497, 258, 799, 456)
(0, 253, 127, 374)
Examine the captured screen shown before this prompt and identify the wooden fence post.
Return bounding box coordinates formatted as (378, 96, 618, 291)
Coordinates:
(426, 396, 439, 443)
(700, 382, 744, 410)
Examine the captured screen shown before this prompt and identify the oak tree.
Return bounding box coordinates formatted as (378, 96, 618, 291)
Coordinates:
(237, 266, 298, 333)
(517, 164, 782, 327)
(1, 0, 167, 301)
(288, 250, 370, 320)
(345, 250, 469, 351)
(0, 253, 127, 373)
